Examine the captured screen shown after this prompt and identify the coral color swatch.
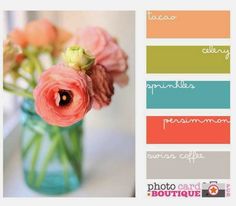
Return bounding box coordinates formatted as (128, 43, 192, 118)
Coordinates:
(146, 116, 230, 144)
(147, 11, 230, 38)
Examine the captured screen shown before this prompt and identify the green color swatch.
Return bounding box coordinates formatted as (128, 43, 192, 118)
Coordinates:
(147, 46, 230, 73)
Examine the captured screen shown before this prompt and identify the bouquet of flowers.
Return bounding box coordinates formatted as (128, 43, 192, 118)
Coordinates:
(3, 19, 128, 194)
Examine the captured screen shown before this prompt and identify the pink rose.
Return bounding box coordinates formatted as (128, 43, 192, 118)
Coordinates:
(110, 71, 129, 87)
(89, 64, 114, 109)
(9, 28, 28, 48)
(70, 27, 128, 85)
(33, 64, 93, 127)
(25, 19, 57, 47)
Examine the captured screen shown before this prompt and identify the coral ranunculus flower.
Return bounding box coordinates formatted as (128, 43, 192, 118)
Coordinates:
(70, 27, 128, 86)
(33, 64, 93, 127)
(25, 19, 57, 47)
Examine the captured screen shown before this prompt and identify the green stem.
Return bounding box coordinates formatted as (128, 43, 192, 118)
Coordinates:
(22, 135, 38, 158)
(28, 135, 42, 185)
(35, 135, 60, 187)
(24, 120, 45, 135)
(33, 56, 43, 75)
(53, 127, 70, 188)
(70, 129, 78, 154)
(18, 72, 35, 88)
(51, 56, 57, 65)
(59, 139, 70, 189)
(27, 59, 37, 86)
(48, 52, 57, 65)
(71, 127, 83, 161)
(60, 137, 82, 182)
(24, 50, 43, 75)
(3, 82, 34, 99)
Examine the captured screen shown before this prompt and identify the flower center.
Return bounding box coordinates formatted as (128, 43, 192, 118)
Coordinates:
(58, 90, 73, 106)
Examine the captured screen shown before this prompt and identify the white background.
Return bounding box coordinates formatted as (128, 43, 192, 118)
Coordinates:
(1, 0, 236, 205)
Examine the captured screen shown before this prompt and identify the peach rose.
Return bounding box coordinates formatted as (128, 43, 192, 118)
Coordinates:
(34, 64, 93, 127)
(70, 27, 128, 85)
(53, 27, 72, 56)
(89, 65, 114, 109)
(55, 27, 72, 45)
(9, 28, 28, 48)
(25, 19, 57, 47)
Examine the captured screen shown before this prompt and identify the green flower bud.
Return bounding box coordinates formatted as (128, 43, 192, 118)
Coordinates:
(63, 46, 95, 71)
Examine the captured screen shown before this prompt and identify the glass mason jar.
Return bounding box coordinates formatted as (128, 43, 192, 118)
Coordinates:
(20, 99, 83, 195)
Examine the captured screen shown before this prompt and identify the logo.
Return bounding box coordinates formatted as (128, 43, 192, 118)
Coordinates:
(202, 181, 225, 198)
(147, 181, 230, 198)
(147, 182, 201, 198)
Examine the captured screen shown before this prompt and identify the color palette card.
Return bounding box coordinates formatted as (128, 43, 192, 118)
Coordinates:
(147, 11, 230, 38)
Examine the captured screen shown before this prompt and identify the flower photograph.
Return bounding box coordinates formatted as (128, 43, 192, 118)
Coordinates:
(3, 11, 135, 197)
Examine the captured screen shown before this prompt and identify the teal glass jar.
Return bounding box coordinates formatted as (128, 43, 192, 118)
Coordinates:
(20, 99, 83, 195)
